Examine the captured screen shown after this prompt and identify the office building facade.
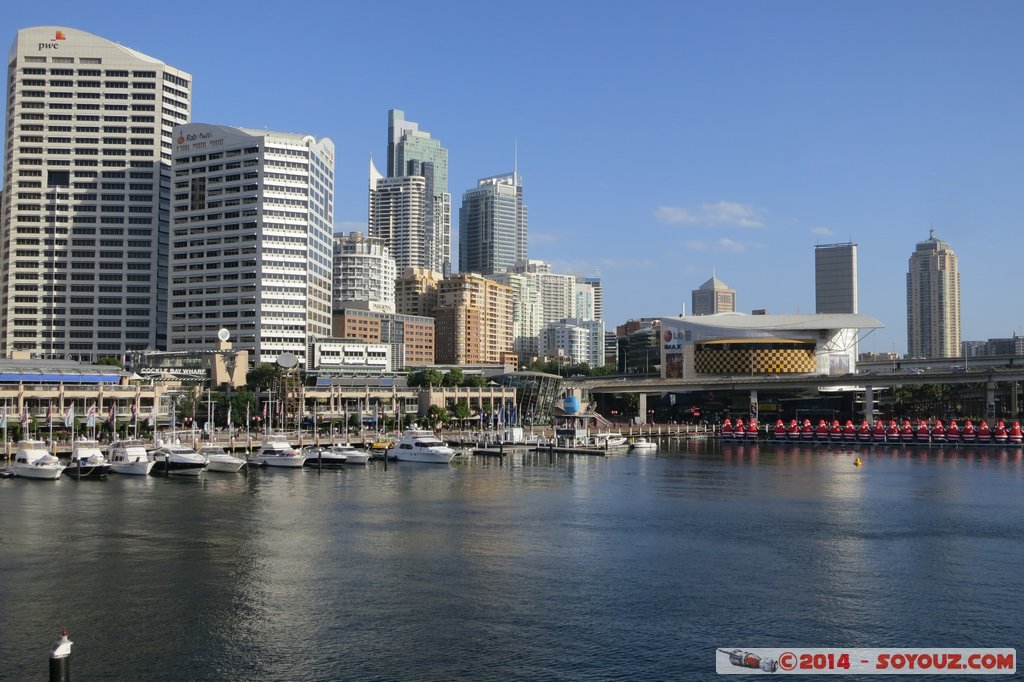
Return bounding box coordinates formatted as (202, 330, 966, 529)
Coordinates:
(0, 26, 192, 360)
(458, 172, 527, 275)
(168, 124, 334, 369)
(907, 230, 960, 358)
(815, 242, 858, 314)
(691, 275, 735, 315)
(331, 304, 435, 368)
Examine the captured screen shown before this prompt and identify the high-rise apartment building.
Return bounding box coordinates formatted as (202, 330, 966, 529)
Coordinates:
(488, 270, 543, 364)
(539, 318, 605, 367)
(691, 275, 735, 315)
(907, 230, 960, 358)
(577, 275, 603, 321)
(514, 260, 576, 324)
(167, 124, 334, 369)
(368, 160, 427, 276)
(0, 27, 192, 360)
(395, 267, 442, 318)
(815, 242, 858, 314)
(434, 273, 513, 365)
(458, 172, 527, 275)
(333, 231, 396, 314)
(381, 109, 450, 274)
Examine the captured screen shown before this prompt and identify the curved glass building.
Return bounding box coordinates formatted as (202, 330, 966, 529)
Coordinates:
(494, 371, 561, 425)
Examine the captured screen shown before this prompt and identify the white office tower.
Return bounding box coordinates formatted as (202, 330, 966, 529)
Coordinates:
(168, 125, 334, 369)
(0, 27, 191, 360)
(513, 260, 577, 324)
(539, 318, 605, 367)
(332, 231, 396, 314)
(368, 159, 430, 275)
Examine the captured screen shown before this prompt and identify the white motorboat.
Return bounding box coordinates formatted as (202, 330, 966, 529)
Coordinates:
(392, 427, 456, 464)
(108, 439, 156, 476)
(67, 439, 112, 479)
(591, 432, 629, 448)
(11, 440, 65, 480)
(302, 444, 347, 467)
(197, 443, 246, 473)
(255, 437, 306, 468)
(630, 437, 658, 451)
(331, 443, 371, 465)
(149, 444, 208, 476)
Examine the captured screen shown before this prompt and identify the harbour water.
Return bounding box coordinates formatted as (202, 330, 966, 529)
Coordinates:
(1, 441, 1022, 680)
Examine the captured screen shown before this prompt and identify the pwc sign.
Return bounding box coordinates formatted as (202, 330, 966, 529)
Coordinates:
(38, 30, 67, 51)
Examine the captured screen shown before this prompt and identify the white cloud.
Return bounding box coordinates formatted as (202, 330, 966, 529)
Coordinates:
(655, 201, 764, 228)
(683, 238, 758, 253)
(810, 226, 833, 236)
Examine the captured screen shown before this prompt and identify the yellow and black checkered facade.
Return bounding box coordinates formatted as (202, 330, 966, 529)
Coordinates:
(694, 339, 816, 375)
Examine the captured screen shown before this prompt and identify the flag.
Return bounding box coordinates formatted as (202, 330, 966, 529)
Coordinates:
(108, 402, 116, 423)
(87, 403, 96, 428)
(510, 404, 517, 426)
(64, 404, 75, 428)
(21, 406, 30, 429)
(262, 402, 267, 421)
(498, 403, 505, 427)
(131, 401, 138, 424)
(226, 404, 232, 429)
(147, 409, 156, 427)
(245, 402, 250, 429)
(46, 402, 53, 429)
(0, 407, 7, 429)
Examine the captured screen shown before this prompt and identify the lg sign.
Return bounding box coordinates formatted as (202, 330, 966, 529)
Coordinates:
(38, 30, 66, 51)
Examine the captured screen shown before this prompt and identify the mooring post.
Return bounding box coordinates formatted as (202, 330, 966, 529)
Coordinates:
(49, 628, 72, 682)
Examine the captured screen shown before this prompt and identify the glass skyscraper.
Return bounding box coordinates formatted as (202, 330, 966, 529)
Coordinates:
(458, 173, 527, 275)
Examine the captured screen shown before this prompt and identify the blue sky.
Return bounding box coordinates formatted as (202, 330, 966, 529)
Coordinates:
(5, 1, 1023, 355)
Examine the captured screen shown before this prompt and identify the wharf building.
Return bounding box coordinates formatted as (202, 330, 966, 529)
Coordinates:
(0, 26, 192, 361)
(458, 172, 527, 275)
(815, 242, 858, 314)
(332, 231, 396, 314)
(167, 124, 335, 370)
(380, 109, 451, 275)
(907, 230, 960, 359)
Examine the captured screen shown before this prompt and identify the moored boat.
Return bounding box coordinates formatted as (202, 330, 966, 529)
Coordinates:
(977, 421, 993, 444)
(773, 420, 786, 440)
(392, 426, 456, 464)
(993, 421, 1008, 444)
(630, 437, 658, 451)
(149, 444, 208, 476)
(67, 439, 112, 479)
(11, 440, 65, 480)
(1010, 422, 1022, 445)
(196, 443, 246, 473)
(302, 444, 348, 467)
(108, 439, 155, 476)
(255, 437, 306, 468)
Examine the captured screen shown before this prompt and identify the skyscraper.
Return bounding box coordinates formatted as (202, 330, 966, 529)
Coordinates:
(369, 159, 427, 275)
(0, 26, 192, 360)
(815, 242, 858, 314)
(458, 172, 527, 275)
(691, 275, 735, 315)
(168, 124, 334, 369)
(381, 109, 451, 274)
(907, 230, 960, 358)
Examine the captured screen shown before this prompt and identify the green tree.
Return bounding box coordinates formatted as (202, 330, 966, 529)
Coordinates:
(426, 405, 449, 428)
(443, 368, 464, 387)
(453, 398, 472, 421)
(463, 375, 487, 388)
(247, 363, 282, 391)
(96, 356, 124, 369)
(407, 370, 424, 388)
(422, 369, 444, 388)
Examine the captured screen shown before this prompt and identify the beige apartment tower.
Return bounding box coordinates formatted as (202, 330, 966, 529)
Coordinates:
(434, 273, 513, 365)
(906, 230, 960, 358)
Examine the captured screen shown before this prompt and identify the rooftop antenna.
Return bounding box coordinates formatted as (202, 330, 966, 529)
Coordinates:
(513, 138, 519, 185)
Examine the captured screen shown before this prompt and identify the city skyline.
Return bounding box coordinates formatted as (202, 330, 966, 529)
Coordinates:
(3, 3, 1024, 356)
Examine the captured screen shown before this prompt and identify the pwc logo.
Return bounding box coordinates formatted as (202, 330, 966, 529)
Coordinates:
(38, 30, 67, 51)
